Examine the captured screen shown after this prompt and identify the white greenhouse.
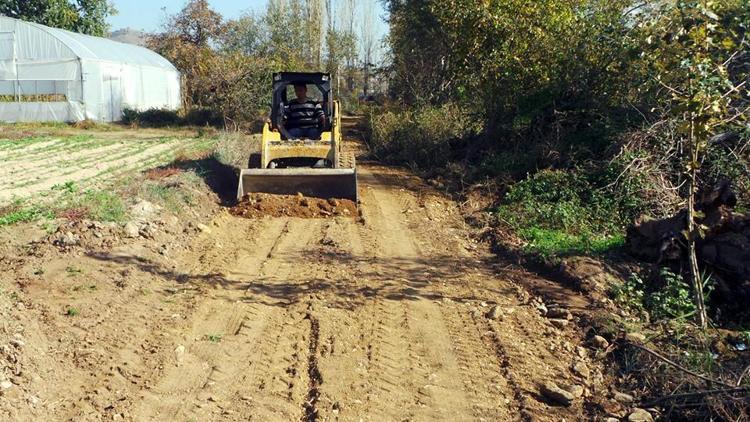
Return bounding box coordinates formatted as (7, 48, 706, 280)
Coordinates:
(0, 16, 181, 122)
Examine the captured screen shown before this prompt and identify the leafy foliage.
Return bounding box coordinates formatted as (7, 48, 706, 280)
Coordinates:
(385, 0, 634, 126)
(0, 0, 116, 36)
(648, 270, 700, 320)
(494, 168, 640, 256)
(0, 206, 50, 226)
(366, 104, 476, 168)
(612, 269, 708, 321)
(147, 0, 370, 127)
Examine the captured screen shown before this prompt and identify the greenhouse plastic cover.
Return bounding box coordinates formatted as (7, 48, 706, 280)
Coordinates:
(0, 16, 180, 122)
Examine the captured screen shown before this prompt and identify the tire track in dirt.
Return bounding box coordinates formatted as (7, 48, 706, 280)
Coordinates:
(302, 308, 322, 422)
(131, 218, 327, 421)
(307, 168, 511, 421)
(130, 218, 284, 420)
(370, 166, 585, 421)
(365, 169, 517, 420)
(224, 219, 320, 421)
(30, 213, 259, 420)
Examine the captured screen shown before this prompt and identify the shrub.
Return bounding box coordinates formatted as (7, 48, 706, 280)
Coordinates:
(647, 270, 698, 320)
(498, 169, 630, 236)
(184, 107, 224, 127)
(611, 269, 711, 321)
(122, 108, 182, 127)
(366, 104, 476, 169)
(213, 133, 261, 170)
(495, 162, 651, 257)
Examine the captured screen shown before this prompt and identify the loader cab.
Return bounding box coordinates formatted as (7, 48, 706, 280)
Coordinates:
(271, 72, 334, 139)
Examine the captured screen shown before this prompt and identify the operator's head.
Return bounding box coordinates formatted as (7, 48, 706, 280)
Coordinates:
(293, 83, 307, 101)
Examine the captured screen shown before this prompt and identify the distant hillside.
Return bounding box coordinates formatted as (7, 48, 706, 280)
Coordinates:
(108, 28, 147, 46)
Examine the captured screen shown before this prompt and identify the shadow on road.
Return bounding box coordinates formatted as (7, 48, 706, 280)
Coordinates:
(86, 248, 521, 311)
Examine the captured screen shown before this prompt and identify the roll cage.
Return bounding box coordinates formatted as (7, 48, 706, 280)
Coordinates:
(271, 72, 333, 136)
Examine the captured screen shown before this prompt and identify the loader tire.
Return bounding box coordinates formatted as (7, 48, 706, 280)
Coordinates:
(248, 153, 262, 169)
(339, 152, 356, 170)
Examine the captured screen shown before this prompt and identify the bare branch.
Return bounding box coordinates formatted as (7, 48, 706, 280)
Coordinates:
(641, 386, 750, 408)
(737, 364, 750, 387)
(627, 342, 735, 388)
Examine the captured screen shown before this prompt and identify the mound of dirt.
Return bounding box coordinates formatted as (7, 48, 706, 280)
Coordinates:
(231, 193, 357, 219)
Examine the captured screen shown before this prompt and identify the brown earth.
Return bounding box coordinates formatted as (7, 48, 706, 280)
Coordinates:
(0, 126, 613, 421)
(231, 193, 358, 219)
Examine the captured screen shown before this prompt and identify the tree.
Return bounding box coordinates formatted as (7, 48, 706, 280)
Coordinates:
(385, 0, 633, 128)
(148, 0, 228, 109)
(0, 0, 116, 36)
(171, 0, 223, 47)
(639, 0, 749, 329)
(360, 0, 376, 97)
(221, 14, 265, 55)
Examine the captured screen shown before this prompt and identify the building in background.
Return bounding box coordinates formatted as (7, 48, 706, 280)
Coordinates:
(0, 16, 180, 122)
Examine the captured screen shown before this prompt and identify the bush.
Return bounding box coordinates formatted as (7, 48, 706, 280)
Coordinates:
(366, 104, 477, 169)
(647, 270, 699, 320)
(612, 269, 706, 321)
(498, 169, 635, 235)
(184, 107, 224, 127)
(122, 108, 182, 127)
(495, 163, 651, 257)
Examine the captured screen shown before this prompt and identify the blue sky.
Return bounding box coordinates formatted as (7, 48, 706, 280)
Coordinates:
(107, 0, 388, 37)
(108, 0, 268, 31)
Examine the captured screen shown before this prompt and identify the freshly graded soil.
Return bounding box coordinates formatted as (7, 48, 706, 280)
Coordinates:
(230, 192, 358, 218)
(0, 119, 599, 421)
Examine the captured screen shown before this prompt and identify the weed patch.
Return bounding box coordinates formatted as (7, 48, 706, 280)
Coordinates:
(0, 205, 51, 226)
(517, 227, 624, 257)
(80, 190, 126, 222)
(611, 269, 711, 322)
(205, 334, 223, 343)
(495, 167, 645, 257)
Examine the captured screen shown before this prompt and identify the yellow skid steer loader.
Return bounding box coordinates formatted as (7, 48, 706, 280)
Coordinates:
(237, 72, 357, 202)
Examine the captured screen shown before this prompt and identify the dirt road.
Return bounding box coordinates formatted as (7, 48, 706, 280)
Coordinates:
(1, 157, 594, 421)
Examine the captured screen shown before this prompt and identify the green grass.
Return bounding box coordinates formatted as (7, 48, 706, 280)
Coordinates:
(205, 334, 223, 343)
(81, 190, 126, 222)
(493, 166, 648, 258)
(66, 266, 83, 276)
(0, 206, 51, 226)
(517, 227, 625, 257)
(140, 180, 195, 214)
(65, 307, 79, 317)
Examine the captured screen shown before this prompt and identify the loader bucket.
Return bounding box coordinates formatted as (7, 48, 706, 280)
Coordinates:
(237, 168, 358, 202)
